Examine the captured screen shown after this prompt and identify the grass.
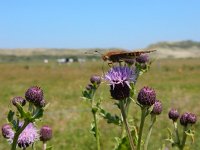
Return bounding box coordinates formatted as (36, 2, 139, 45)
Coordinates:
(0, 58, 200, 150)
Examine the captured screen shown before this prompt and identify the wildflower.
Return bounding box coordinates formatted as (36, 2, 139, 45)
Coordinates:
(151, 100, 162, 115)
(136, 54, 149, 63)
(137, 86, 156, 106)
(17, 123, 39, 148)
(180, 112, 197, 126)
(187, 113, 197, 124)
(104, 66, 136, 100)
(25, 86, 44, 107)
(168, 109, 179, 121)
(40, 126, 52, 142)
(12, 96, 26, 107)
(90, 75, 101, 85)
(2, 124, 14, 139)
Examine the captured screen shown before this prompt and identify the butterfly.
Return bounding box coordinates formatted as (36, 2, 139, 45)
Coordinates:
(100, 49, 156, 63)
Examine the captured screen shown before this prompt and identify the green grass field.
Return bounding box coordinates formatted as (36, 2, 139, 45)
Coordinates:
(0, 58, 200, 150)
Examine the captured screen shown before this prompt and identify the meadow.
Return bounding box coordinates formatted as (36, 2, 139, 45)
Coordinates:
(0, 58, 200, 150)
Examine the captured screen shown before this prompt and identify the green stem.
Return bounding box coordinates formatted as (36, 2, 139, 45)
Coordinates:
(180, 126, 188, 150)
(173, 121, 180, 146)
(92, 111, 101, 150)
(119, 100, 135, 150)
(144, 114, 156, 150)
(43, 142, 47, 150)
(137, 107, 146, 150)
(11, 121, 29, 150)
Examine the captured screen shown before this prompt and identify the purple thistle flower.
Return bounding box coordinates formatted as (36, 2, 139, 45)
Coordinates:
(136, 54, 149, 63)
(151, 100, 162, 115)
(104, 66, 136, 100)
(25, 86, 44, 107)
(168, 108, 179, 121)
(2, 124, 14, 139)
(40, 125, 52, 142)
(90, 75, 101, 85)
(180, 112, 197, 126)
(137, 86, 156, 106)
(187, 113, 197, 124)
(12, 96, 26, 107)
(17, 123, 39, 148)
(180, 112, 190, 126)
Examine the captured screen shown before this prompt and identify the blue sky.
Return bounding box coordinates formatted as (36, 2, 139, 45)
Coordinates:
(0, 0, 200, 49)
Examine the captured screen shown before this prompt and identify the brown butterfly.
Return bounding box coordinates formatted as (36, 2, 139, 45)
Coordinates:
(99, 49, 156, 62)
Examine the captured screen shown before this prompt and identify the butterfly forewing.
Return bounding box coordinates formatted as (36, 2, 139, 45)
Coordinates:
(103, 49, 156, 62)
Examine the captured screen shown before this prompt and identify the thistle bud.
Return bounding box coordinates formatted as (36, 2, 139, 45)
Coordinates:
(137, 86, 156, 106)
(180, 112, 190, 126)
(25, 86, 44, 107)
(90, 75, 101, 85)
(136, 54, 149, 63)
(151, 100, 162, 115)
(168, 109, 179, 121)
(40, 126, 52, 142)
(187, 113, 197, 124)
(12, 96, 26, 106)
(2, 124, 14, 139)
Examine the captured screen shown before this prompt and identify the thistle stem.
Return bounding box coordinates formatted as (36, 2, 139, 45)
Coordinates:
(144, 114, 156, 150)
(43, 142, 47, 150)
(119, 100, 135, 150)
(137, 107, 146, 150)
(11, 121, 29, 150)
(92, 110, 101, 150)
(180, 126, 188, 150)
(173, 121, 180, 145)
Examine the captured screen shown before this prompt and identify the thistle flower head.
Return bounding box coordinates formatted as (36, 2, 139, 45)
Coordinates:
(168, 108, 179, 121)
(137, 86, 156, 106)
(151, 100, 162, 115)
(187, 113, 197, 124)
(40, 125, 52, 142)
(136, 54, 149, 63)
(104, 66, 136, 87)
(12, 96, 26, 107)
(90, 75, 101, 85)
(2, 124, 14, 139)
(25, 86, 44, 107)
(180, 112, 197, 126)
(104, 66, 136, 100)
(17, 123, 39, 148)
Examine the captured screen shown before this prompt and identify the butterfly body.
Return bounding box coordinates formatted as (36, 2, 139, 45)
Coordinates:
(102, 50, 156, 62)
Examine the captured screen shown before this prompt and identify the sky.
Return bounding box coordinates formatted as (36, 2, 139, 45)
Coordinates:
(0, 0, 200, 49)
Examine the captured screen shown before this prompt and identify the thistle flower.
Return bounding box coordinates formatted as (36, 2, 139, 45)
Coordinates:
(90, 75, 101, 85)
(25, 86, 44, 107)
(168, 108, 179, 121)
(151, 100, 162, 115)
(180, 112, 190, 126)
(137, 86, 156, 106)
(187, 113, 197, 124)
(17, 123, 39, 148)
(2, 124, 14, 139)
(40, 126, 52, 142)
(180, 112, 197, 126)
(12, 96, 26, 107)
(104, 66, 136, 100)
(136, 54, 149, 63)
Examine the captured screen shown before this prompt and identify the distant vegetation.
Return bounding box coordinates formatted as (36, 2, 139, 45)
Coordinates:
(148, 40, 200, 49)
